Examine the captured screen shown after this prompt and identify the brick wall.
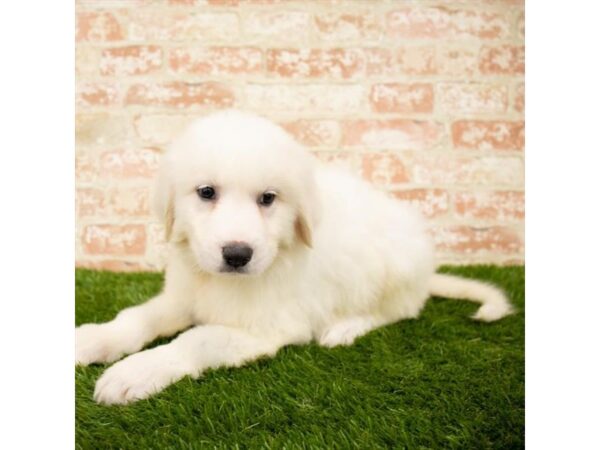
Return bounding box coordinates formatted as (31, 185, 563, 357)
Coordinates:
(75, 0, 525, 271)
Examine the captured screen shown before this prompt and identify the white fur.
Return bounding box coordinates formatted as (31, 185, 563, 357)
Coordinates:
(75, 110, 514, 405)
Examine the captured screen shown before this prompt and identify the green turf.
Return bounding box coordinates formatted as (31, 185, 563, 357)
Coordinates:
(75, 266, 524, 449)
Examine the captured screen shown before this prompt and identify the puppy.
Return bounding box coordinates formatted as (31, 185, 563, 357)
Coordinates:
(76, 110, 513, 405)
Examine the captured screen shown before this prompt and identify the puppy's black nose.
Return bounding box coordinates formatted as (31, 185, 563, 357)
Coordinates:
(222, 244, 253, 269)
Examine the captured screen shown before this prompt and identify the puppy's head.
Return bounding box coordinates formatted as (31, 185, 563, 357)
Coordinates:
(153, 110, 319, 276)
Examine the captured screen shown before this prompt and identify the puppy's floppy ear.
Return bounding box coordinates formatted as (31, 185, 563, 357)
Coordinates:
(294, 171, 320, 249)
(152, 153, 177, 242)
(295, 214, 313, 248)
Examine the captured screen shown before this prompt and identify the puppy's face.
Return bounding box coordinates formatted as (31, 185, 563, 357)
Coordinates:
(178, 174, 299, 276)
(155, 112, 317, 276)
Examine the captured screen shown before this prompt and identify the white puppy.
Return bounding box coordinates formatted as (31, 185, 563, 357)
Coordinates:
(76, 110, 513, 405)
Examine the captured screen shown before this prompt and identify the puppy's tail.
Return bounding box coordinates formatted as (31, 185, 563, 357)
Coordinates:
(428, 273, 514, 322)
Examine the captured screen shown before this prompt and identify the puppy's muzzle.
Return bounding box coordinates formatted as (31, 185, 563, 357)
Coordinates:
(222, 244, 253, 269)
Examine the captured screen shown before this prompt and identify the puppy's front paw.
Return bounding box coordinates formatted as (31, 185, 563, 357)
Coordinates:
(93, 347, 189, 405)
(319, 317, 375, 348)
(75, 323, 141, 366)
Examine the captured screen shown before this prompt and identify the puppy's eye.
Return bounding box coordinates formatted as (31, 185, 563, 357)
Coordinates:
(197, 185, 217, 201)
(258, 191, 277, 207)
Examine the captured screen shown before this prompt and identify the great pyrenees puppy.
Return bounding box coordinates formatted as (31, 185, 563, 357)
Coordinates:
(76, 110, 513, 405)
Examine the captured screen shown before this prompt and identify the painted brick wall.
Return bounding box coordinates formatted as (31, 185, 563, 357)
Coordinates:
(75, 0, 525, 271)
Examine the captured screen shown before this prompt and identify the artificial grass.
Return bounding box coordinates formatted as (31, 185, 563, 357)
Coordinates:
(75, 266, 524, 449)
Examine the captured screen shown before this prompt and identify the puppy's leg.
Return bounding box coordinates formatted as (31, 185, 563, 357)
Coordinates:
(319, 316, 384, 348)
(93, 325, 285, 405)
(75, 294, 191, 366)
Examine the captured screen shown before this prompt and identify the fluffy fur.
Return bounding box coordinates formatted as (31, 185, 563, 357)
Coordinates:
(76, 110, 513, 405)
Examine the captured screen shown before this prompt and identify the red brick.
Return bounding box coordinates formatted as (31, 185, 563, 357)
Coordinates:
(386, 8, 450, 39)
(100, 148, 161, 179)
(361, 152, 409, 186)
(454, 191, 524, 221)
(133, 114, 194, 144)
(109, 187, 151, 216)
(76, 83, 120, 107)
(429, 1, 523, 6)
(386, 7, 511, 40)
(206, 0, 239, 4)
(479, 45, 524, 74)
(77, 0, 148, 6)
(369, 83, 434, 114)
(245, 84, 363, 113)
(75, 153, 99, 183)
(457, 9, 512, 39)
(364, 48, 397, 76)
(125, 82, 234, 108)
(396, 46, 437, 75)
(83, 225, 146, 256)
(280, 120, 339, 147)
(124, 10, 239, 42)
(312, 151, 361, 173)
(436, 46, 479, 77)
(314, 13, 383, 42)
(387, 8, 439, 38)
(76, 12, 123, 42)
(76, 188, 105, 217)
(368, 45, 474, 78)
(76, 186, 151, 217)
(406, 154, 524, 186)
(207, 0, 282, 4)
(452, 120, 524, 150)
(76, 113, 130, 146)
(437, 83, 508, 115)
(341, 120, 442, 150)
(391, 189, 449, 218)
(76, 46, 100, 77)
(514, 83, 525, 113)
(243, 12, 311, 44)
(433, 226, 522, 254)
(372, 46, 477, 78)
(100, 46, 162, 76)
(266, 48, 363, 79)
(169, 47, 262, 76)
